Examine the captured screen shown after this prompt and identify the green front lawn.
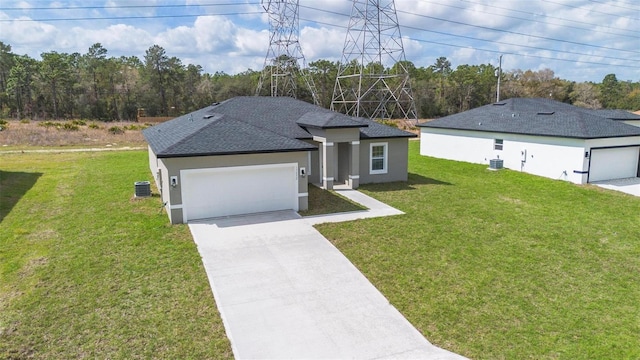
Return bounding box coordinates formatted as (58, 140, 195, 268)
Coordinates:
(0, 151, 232, 359)
(317, 142, 640, 359)
(2, 144, 639, 359)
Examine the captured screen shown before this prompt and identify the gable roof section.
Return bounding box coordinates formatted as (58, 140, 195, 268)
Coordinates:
(296, 111, 365, 129)
(419, 98, 640, 139)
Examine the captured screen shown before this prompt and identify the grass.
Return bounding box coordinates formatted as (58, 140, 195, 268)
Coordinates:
(316, 142, 640, 359)
(0, 151, 232, 359)
(3, 142, 639, 359)
(0, 120, 147, 148)
(299, 184, 366, 216)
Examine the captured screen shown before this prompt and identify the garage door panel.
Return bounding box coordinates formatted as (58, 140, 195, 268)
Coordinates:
(590, 147, 640, 182)
(182, 164, 297, 221)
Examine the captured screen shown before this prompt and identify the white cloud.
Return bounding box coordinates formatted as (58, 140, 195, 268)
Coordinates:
(0, 0, 637, 82)
(232, 28, 268, 56)
(1, 16, 58, 47)
(69, 24, 153, 54)
(300, 26, 343, 61)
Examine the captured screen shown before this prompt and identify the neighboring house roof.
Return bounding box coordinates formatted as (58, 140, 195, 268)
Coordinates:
(144, 96, 415, 158)
(418, 98, 640, 139)
(592, 109, 640, 121)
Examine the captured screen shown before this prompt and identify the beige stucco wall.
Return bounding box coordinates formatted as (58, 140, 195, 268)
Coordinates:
(306, 127, 361, 143)
(359, 138, 410, 184)
(153, 151, 311, 224)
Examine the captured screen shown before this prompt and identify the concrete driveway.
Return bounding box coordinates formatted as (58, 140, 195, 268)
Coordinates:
(592, 177, 640, 196)
(189, 194, 466, 359)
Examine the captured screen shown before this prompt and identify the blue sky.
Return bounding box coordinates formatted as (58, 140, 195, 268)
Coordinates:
(1, 0, 639, 82)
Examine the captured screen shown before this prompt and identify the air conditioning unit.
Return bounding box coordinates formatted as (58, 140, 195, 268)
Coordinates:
(134, 181, 151, 197)
(489, 159, 504, 170)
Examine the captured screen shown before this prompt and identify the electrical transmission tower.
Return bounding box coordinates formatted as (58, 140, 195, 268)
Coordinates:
(331, 0, 417, 120)
(256, 0, 319, 105)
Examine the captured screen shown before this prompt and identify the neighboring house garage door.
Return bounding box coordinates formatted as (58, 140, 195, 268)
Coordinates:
(181, 163, 298, 221)
(589, 146, 640, 182)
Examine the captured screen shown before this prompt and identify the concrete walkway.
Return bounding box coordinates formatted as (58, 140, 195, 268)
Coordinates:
(189, 189, 466, 360)
(303, 184, 404, 225)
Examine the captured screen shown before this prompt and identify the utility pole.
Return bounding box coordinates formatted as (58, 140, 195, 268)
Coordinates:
(496, 54, 503, 102)
(256, 0, 319, 105)
(331, 0, 417, 120)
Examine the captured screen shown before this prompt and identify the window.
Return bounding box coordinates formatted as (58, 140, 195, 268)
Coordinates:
(494, 139, 504, 151)
(370, 142, 388, 174)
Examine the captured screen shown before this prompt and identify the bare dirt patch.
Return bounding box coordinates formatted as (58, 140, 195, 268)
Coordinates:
(0, 120, 148, 148)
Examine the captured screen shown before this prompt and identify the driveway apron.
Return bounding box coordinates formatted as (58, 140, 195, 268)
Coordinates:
(190, 207, 466, 359)
(592, 177, 640, 196)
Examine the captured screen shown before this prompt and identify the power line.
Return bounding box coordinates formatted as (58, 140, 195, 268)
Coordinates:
(457, 0, 640, 36)
(406, 36, 640, 69)
(399, 23, 640, 64)
(588, 0, 640, 12)
(421, 0, 639, 39)
(299, 4, 640, 57)
(395, 8, 640, 55)
(542, 0, 640, 21)
(0, 12, 262, 22)
(0, 2, 260, 11)
(295, 15, 640, 69)
(3, 1, 639, 71)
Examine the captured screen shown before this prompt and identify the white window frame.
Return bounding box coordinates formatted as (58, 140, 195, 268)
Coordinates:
(494, 139, 504, 151)
(369, 142, 388, 175)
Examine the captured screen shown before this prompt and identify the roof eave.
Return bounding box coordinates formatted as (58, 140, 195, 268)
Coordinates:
(360, 133, 418, 139)
(156, 147, 318, 159)
(420, 125, 640, 139)
(298, 123, 367, 129)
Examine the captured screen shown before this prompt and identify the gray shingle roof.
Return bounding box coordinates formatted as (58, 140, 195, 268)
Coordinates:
(418, 98, 640, 139)
(591, 109, 640, 121)
(296, 111, 365, 129)
(144, 96, 415, 157)
(356, 117, 419, 139)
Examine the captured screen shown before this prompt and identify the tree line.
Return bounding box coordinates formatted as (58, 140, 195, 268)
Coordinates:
(0, 41, 638, 121)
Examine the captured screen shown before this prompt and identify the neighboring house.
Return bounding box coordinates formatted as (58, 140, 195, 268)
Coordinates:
(143, 96, 415, 223)
(595, 109, 640, 128)
(419, 98, 640, 184)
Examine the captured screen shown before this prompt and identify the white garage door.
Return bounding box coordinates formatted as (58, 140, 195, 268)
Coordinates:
(181, 163, 298, 221)
(589, 147, 640, 182)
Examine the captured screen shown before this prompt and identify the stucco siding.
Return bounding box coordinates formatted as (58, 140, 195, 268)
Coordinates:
(359, 138, 409, 184)
(421, 128, 588, 184)
(157, 151, 310, 223)
(306, 127, 360, 143)
(501, 137, 586, 184)
(155, 158, 174, 223)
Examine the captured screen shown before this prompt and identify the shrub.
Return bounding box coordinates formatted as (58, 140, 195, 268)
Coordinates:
(123, 124, 139, 131)
(0, 119, 8, 126)
(71, 119, 87, 126)
(39, 121, 62, 128)
(376, 119, 398, 128)
(20, 119, 30, 124)
(108, 126, 124, 135)
(61, 123, 80, 131)
(88, 123, 101, 129)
